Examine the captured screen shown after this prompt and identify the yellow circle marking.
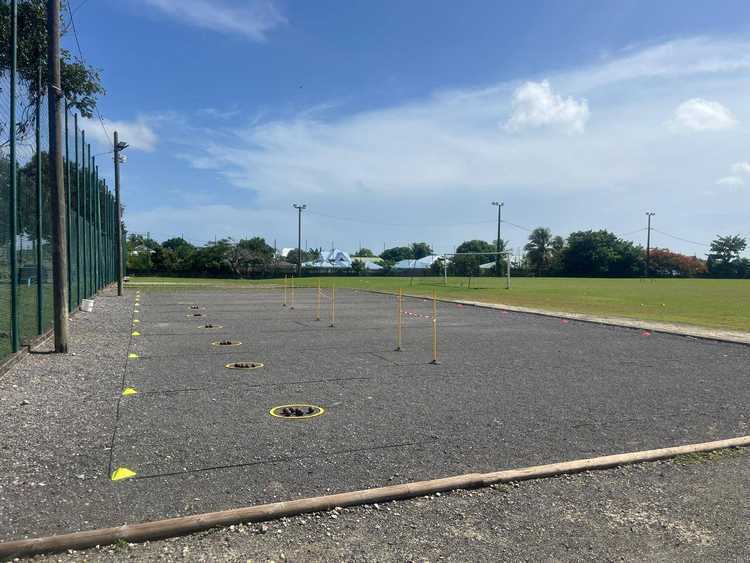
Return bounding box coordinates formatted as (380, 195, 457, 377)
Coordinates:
(225, 361, 264, 370)
(269, 404, 325, 420)
(211, 340, 242, 347)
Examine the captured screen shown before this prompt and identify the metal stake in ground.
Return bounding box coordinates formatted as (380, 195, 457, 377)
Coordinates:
(395, 288, 403, 351)
(47, 0, 69, 352)
(315, 279, 321, 321)
(430, 289, 439, 364)
(329, 286, 336, 327)
(282, 274, 287, 307)
(290, 275, 295, 309)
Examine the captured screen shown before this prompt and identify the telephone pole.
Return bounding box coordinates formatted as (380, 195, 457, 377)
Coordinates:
(114, 132, 127, 296)
(292, 204, 306, 276)
(492, 201, 504, 277)
(47, 0, 69, 352)
(645, 212, 655, 278)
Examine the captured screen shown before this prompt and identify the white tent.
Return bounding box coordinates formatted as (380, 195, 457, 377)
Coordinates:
(393, 255, 440, 270)
(303, 248, 353, 269)
(364, 261, 383, 270)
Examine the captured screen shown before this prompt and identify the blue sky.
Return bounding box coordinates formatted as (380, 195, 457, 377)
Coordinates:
(69, 0, 750, 256)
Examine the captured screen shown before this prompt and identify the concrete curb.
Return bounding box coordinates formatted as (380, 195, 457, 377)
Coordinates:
(363, 289, 750, 346)
(0, 436, 747, 559)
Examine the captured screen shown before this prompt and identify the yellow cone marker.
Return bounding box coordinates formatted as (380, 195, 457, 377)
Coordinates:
(133, 319, 140, 324)
(131, 331, 141, 336)
(128, 352, 139, 359)
(122, 387, 138, 396)
(111, 467, 137, 481)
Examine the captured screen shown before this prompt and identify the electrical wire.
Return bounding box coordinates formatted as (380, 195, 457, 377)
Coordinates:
(64, 0, 110, 143)
(651, 228, 710, 247)
(306, 210, 497, 228)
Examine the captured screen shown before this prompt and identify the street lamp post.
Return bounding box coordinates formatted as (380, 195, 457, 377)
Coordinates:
(292, 204, 307, 277)
(114, 132, 128, 296)
(491, 201, 504, 277)
(645, 212, 655, 278)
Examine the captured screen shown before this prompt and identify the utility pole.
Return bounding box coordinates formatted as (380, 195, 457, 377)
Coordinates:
(114, 131, 127, 296)
(645, 212, 655, 278)
(492, 201, 504, 277)
(47, 0, 69, 352)
(292, 204, 306, 276)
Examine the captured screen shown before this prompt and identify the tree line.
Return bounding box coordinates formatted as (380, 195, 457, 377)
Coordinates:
(126, 230, 749, 278)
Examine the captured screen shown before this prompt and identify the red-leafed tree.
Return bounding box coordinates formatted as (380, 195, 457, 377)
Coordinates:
(649, 248, 707, 277)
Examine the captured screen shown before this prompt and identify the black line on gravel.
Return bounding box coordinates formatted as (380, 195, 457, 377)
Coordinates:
(129, 438, 439, 480)
(106, 294, 138, 478)
(117, 375, 375, 397)
(366, 351, 401, 366)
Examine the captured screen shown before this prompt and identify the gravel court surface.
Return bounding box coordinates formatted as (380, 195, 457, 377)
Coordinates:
(1, 285, 749, 548)
(32, 449, 750, 562)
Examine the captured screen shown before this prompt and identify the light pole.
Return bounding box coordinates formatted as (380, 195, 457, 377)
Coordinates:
(645, 212, 655, 278)
(292, 204, 306, 277)
(114, 132, 128, 296)
(491, 201, 504, 277)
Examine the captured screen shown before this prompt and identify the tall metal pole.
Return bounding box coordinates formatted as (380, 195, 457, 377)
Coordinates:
(492, 201, 503, 277)
(65, 104, 72, 311)
(87, 145, 93, 295)
(35, 66, 43, 334)
(81, 132, 87, 298)
(8, 0, 19, 352)
(47, 0, 69, 352)
(645, 212, 655, 278)
(114, 131, 123, 296)
(292, 203, 306, 277)
(94, 163, 100, 290)
(74, 115, 81, 305)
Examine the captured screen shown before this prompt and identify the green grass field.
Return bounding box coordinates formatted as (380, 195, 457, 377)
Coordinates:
(128, 276, 750, 332)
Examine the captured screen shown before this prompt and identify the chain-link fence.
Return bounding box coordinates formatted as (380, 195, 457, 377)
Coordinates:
(1, 0, 120, 364)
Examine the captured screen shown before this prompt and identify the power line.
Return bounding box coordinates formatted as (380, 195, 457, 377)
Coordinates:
(500, 219, 532, 232)
(70, 0, 93, 17)
(651, 228, 710, 247)
(306, 210, 497, 228)
(64, 0, 110, 143)
(618, 227, 647, 237)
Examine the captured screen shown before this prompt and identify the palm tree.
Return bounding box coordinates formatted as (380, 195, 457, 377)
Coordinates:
(524, 227, 553, 275)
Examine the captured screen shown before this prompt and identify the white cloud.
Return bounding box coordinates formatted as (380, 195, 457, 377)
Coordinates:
(504, 80, 589, 133)
(673, 98, 737, 131)
(139, 0, 285, 40)
(81, 117, 158, 152)
(716, 176, 744, 186)
(731, 161, 750, 175)
(143, 35, 750, 255)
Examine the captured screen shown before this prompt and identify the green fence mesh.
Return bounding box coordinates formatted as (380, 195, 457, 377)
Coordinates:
(1, 66, 11, 361)
(1, 0, 119, 364)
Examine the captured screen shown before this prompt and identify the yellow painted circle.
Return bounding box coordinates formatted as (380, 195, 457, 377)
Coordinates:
(211, 340, 242, 347)
(270, 404, 325, 420)
(224, 361, 264, 370)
